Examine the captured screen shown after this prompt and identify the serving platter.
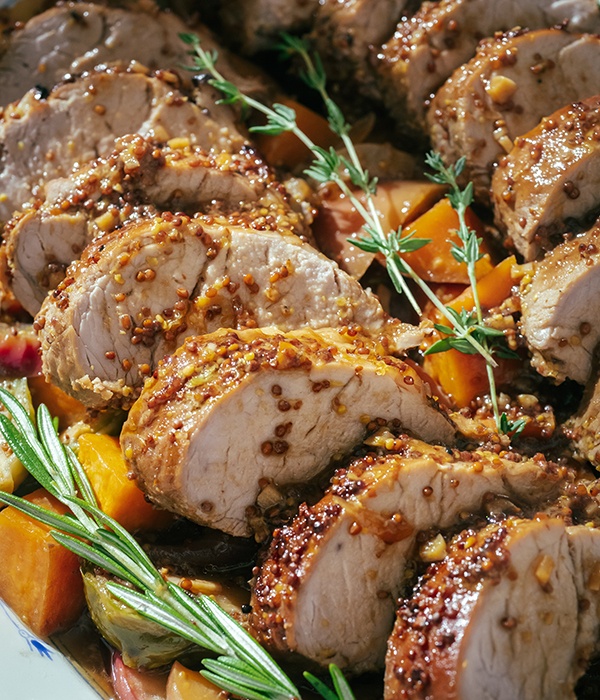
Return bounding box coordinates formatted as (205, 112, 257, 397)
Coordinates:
(0, 599, 107, 699)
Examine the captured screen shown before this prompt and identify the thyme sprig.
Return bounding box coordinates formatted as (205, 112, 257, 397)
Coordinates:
(184, 33, 526, 435)
(0, 389, 353, 700)
(423, 153, 525, 436)
(184, 33, 497, 369)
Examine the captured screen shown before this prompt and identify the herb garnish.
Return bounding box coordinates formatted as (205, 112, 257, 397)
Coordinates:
(0, 389, 353, 700)
(184, 33, 524, 437)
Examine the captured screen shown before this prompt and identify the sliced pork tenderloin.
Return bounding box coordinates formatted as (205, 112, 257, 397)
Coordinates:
(310, 0, 411, 103)
(121, 328, 454, 538)
(0, 1, 268, 106)
(493, 96, 600, 261)
(5, 134, 311, 315)
(37, 214, 405, 409)
(378, 0, 600, 138)
(0, 65, 246, 224)
(565, 361, 600, 467)
(428, 29, 600, 201)
(218, 0, 319, 54)
(385, 517, 600, 699)
(250, 440, 568, 673)
(519, 219, 600, 384)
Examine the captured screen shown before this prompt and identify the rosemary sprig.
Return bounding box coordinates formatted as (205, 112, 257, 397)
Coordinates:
(0, 388, 354, 700)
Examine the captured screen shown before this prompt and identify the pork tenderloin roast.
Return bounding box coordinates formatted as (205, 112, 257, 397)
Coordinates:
(428, 28, 600, 201)
(121, 328, 454, 538)
(250, 440, 567, 673)
(37, 214, 405, 408)
(385, 517, 600, 699)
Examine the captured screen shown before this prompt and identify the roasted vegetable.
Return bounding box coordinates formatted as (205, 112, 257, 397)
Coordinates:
(0, 377, 33, 493)
(0, 488, 85, 636)
(423, 256, 518, 406)
(78, 434, 172, 533)
(84, 569, 195, 670)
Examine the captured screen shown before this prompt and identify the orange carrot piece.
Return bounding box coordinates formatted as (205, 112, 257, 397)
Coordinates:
(401, 198, 493, 284)
(255, 97, 338, 170)
(423, 256, 519, 407)
(167, 662, 228, 699)
(28, 375, 88, 431)
(78, 434, 172, 532)
(0, 488, 85, 636)
(314, 181, 445, 279)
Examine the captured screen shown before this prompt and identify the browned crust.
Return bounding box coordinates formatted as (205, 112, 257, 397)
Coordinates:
(493, 95, 600, 259)
(384, 520, 515, 699)
(249, 441, 566, 660)
(122, 327, 428, 520)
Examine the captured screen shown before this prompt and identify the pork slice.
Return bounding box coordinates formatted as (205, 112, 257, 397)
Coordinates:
(310, 0, 410, 102)
(519, 219, 600, 384)
(218, 0, 319, 54)
(428, 29, 600, 201)
(378, 0, 600, 138)
(0, 1, 268, 106)
(493, 96, 600, 261)
(565, 362, 600, 466)
(37, 214, 403, 409)
(0, 65, 246, 224)
(250, 441, 566, 673)
(385, 518, 600, 700)
(5, 134, 309, 315)
(121, 328, 454, 538)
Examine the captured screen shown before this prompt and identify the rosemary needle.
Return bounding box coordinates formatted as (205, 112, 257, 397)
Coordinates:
(0, 388, 354, 700)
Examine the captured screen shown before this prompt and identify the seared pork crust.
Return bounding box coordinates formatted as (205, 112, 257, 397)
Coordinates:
(122, 328, 454, 537)
(37, 214, 401, 408)
(378, 0, 600, 138)
(5, 134, 310, 315)
(428, 28, 600, 201)
(310, 0, 410, 102)
(0, 65, 246, 224)
(519, 219, 600, 384)
(385, 518, 600, 699)
(250, 441, 567, 673)
(565, 365, 600, 467)
(0, 1, 268, 106)
(219, 0, 319, 54)
(493, 96, 600, 261)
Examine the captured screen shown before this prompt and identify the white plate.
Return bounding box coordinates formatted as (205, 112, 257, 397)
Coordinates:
(0, 600, 105, 700)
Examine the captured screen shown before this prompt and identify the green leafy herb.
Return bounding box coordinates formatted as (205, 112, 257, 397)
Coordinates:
(184, 33, 521, 437)
(0, 389, 353, 700)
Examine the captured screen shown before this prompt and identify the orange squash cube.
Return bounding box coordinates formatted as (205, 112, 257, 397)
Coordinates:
(77, 433, 171, 532)
(0, 488, 85, 636)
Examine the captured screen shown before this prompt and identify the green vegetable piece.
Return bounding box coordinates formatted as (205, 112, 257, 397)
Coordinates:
(83, 569, 195, 669)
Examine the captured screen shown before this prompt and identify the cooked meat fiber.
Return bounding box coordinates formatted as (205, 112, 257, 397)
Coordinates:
(0, 65, 246, 224)
(493, 96, 600, 261)
(38, 214, 402, 409)
(250, 440, 566, 673)
(218, 0, 319, 54)
(519, 219, 600, 384)
(122, 328, 454, 538)
(428, 29, 600, 201)
(378, 0, 600, 137)
(565, 365, 600, 467)
(385, 518, 600, 699)
(5, 134, 310, 315)
(310, 0, 411, 102)
(0, 1, 268, 106)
